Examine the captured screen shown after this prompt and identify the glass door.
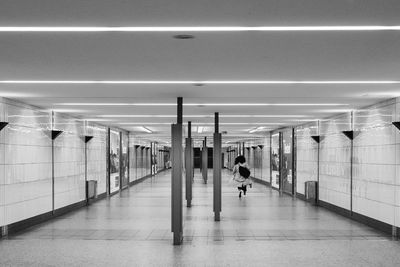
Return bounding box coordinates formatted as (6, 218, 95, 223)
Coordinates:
(282, 129, 294, 194)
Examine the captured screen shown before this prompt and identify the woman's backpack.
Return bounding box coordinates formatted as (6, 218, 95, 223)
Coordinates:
(239, 166, 251, 179)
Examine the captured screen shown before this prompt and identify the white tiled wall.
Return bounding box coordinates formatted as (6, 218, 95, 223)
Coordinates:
(86, 123, 107, 195)
(353, 99, 398, 225)
(0, 97, 173, 229)
(0, 101, 6, 227)
(396, 98, 400, 228)
(296, 122, 318, 195)
(319, 113, 352, 210)
(1, 98, 52, 226)
(53, 114, 85, 209)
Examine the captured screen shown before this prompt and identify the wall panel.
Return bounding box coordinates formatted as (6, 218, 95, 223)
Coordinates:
(296, 122, 318, 195)
(53, 114, 85, 209)
(395, 98, 400, 227)
(353, 100, 397, 225)
(1, 99, 52, 225)
(319, 113, 352, 210)
(86, 123, 107, 195)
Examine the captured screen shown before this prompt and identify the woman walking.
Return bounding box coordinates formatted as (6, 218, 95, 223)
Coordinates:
(232, 155, 251, 198)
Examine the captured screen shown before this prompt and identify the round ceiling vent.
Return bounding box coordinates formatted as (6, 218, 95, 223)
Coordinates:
(173, 34, 195, 40)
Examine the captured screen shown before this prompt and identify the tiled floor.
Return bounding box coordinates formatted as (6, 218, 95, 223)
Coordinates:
(0, 170, 399, 267)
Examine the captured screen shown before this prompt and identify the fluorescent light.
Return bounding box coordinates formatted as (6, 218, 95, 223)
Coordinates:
(120, 122, 282, 125)
(0, 91, 37, 97)
(54, 103, 349, 107)
(101, 114, 308, 118)
(57, 103, 177, 106)
(222, 115, 306, 118)
(185, 103, 348, 106)
(362, 92, 400, 97)
(101, 115, 176, 118)
(1, 80, 399, 84)
(318, 109, 354, 113)
(84, 118, 115, 122)
(1, 26, 400, 32)
(138, 126, 153, 133)
(249, 127, 267, 133)
(51, 109, 86, 113)
(119, 122, 171, 125)
(57, 102, 348, 106)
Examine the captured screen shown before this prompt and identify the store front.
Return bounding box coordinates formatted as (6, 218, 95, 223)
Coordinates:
(271, 133, 280, 189)
(281, 129, 295, 195)
(120, 132, 129, 189)
(109, 129, 120, 194)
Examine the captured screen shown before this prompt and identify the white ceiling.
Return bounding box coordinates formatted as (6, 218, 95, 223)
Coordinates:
(0, 0, 399, 144)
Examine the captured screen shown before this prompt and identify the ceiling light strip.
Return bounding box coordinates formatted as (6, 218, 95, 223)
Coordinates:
(57, 103, 348, 106)
(1, 80, 399, 84)
(99, 114, 308, 118)
(0, 26, 400, 32)
(138, 126, 152, 133)
(118, 122, 283, 125)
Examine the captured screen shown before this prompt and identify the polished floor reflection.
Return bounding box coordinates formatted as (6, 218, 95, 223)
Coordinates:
(0, 170, 399, 267)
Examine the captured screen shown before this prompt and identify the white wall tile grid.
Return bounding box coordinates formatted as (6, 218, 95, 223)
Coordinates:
(87, 123, 107, 195)
(1, 98, 52, 225)
(319, 113, 352, 210)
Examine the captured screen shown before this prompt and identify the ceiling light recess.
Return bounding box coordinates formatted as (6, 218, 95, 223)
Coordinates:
(173, 34, 195, 39)
(1, 80, 399, 84)
(1, 26, 400, 32)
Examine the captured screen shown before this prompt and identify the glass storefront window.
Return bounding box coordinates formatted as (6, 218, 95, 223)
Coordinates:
(109, 130, 120, 193)
(282, 130, 294, 194)
(271, 133, 280, 189)
(120, 133, 129, 189)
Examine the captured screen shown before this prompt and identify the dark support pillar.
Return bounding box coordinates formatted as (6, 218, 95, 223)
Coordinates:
(213, 113, 222, 221)
(202, 137, 208, 183)
(185, 121, 193, 207)
(171, 97, 183, 245)
(177, 97, 183, 125)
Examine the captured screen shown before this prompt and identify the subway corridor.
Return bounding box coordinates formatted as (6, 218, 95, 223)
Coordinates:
(0, 170, 399, 267)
